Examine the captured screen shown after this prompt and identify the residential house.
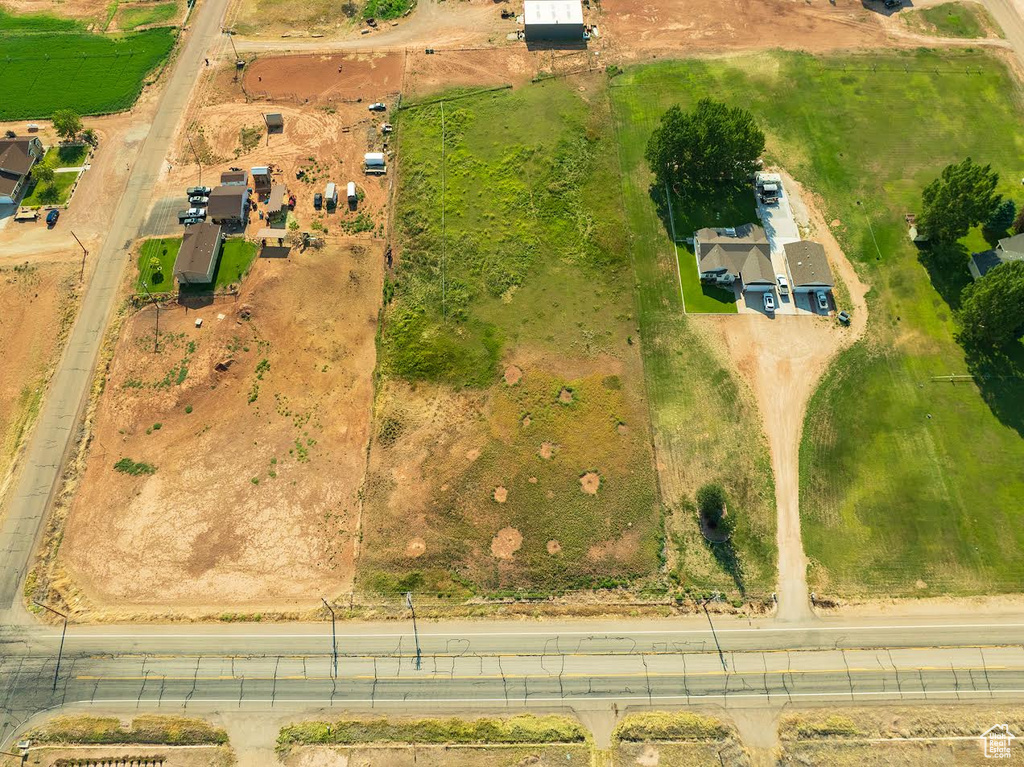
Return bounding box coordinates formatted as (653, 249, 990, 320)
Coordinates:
(220, 169, 248, 186)
(969, 233, 1024, 280)
(784, 241, 834, 293)
(0, 136, 44, 205)
(207, 184, 250, 226)
(694, 224, 775, 292)
(173, 222, 223, 284)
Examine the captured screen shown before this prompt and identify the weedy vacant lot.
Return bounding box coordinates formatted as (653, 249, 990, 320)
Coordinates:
(903, 1, 1003, 39)
(361, 80, 661, 598)
(609, 70, 777, 598)
(613, 51, 1024, 596)
(0, 263, 77, 505)
(0, 11, 175, 119)
(43, 243, 380, 615)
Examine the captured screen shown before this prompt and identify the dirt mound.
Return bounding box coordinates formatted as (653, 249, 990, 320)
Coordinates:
(491, 527, 522, 559)
(405, 538, 426, 557)
(547, 540, 562, 555)
(617, 422, 629, 435)
(522, 415, 531, 428)
(539, 442, 557, 460)
(528, 476, 538, 484)
(558, 388, 573, 404)
(503, 365, 522, 385)
(493, 486, 507, 503)
(466, 448, 481, 461)
(580, 471, 601, 495)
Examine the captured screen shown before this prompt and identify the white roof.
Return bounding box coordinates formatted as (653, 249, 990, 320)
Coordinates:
(524, 0, 583, 26)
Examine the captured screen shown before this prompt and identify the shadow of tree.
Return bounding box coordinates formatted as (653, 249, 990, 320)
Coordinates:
(707, 538, 745, 595)
(917, 241, 971, 310)
(965, 342, 1024, 438)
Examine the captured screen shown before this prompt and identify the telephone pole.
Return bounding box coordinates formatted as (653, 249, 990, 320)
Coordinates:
(406, 592, 422, 670)
(70, 230, 88, 282)
(32, 601, 68, 692)
(321, 598, 338, 679)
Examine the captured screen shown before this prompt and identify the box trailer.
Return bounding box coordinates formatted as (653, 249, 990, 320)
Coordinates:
(324, 182, 338, 209)
(364, 152, 386, 175)
(346, 181, 357, 203)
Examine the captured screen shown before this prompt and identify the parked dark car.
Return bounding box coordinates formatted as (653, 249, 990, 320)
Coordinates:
(883, 0, 901, 7)
(46, 209, 59, 227)
(368, 102, 387, 112)
(187, 186, 211, 197)
(313, 193, 323, 210)
(837, 310, 851, 325)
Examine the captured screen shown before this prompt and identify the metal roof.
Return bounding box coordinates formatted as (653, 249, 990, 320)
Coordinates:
(524, 0, 584, 26)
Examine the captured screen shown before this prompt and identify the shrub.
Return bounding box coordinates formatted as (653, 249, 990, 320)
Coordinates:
(113, 457, 156, 475)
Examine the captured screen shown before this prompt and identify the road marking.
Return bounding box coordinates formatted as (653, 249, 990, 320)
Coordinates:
(47, 622, 1024, 641)
(66, 688, 1024, 705)
(73, 664, 1010, 682)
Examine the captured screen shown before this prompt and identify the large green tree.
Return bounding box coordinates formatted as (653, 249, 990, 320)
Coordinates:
(646, 98, 765, 192)
(958, 260, 1024, 347)
(51, 109, 82, 141)
(919, 158, 1000, 243)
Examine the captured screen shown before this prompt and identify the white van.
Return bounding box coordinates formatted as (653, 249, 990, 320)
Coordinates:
(346, 181, 357, 203)
(324, 182, 338, 208)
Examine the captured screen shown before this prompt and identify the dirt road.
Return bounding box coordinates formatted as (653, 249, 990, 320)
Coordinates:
(0, 0, 233, 614)
(697, 180, 869, 623)
(984, 0, 1024, 68)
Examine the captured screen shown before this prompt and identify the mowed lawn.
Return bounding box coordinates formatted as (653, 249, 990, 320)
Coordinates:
(613, 51, 1024, 596)
(361, 81, 662, 597)
(138, 236, 257, 293)
(0, 21, 175, 119)
(609, 76, 776, 598)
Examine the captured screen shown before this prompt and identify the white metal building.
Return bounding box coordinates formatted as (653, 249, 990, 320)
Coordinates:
(524, 0, 585, 42)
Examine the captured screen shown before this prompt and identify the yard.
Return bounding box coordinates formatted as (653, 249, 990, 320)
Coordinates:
(611, 51, 1024, 597)
(117, 1, 179, 30)
(609, 72, 777, 598)
(360, 80, 662, 598)
(136, 236, 257, 293)
(0, 11, 175, 119)
(20, 170, 79, 207)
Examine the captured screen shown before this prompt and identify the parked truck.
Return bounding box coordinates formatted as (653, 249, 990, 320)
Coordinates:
(364, 152, 386, 175)
(324, 182, 338, 210)
(347, 181, 357, 206)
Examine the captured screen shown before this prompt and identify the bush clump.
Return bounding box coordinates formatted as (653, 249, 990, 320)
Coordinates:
(28, 715, 228, 745)
(612, 712, 730, 742)
(113, 457, 157, 475)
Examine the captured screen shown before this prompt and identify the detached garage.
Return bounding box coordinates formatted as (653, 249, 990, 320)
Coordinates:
(524, 0, 585, 42)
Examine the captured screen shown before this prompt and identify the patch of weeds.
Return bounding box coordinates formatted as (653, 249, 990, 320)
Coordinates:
(184, 404, 193, 414)
(340, 213, 375, 234)
(114, 458, 156, 475)
(236, 125, 264, 156)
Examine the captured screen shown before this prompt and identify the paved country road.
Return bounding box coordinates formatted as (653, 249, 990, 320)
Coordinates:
(3, 615, 1024, 744)
(0, 0, 232, 612)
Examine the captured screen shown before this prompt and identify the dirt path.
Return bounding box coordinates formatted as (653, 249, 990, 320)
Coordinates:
(696, 177, 869, 623)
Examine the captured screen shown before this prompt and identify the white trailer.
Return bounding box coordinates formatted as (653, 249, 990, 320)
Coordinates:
(346, 181, 357, 203)
(324, 182, 338, 208)
(364, 152, 386, 175)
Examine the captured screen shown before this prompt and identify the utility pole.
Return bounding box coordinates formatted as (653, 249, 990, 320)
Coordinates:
(70, 230, 88, 282)
(0, 748, 27, 766)
(140, 281, 160, 353)
(186, 132, 202, 185)
(32, 601, 67, 692)
(321, 598, 337, 679)
(406, 592, 421, 670)
(701, 600, 728, 672)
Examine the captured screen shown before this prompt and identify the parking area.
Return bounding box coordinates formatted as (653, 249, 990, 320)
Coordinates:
(141, 196, 183, 237)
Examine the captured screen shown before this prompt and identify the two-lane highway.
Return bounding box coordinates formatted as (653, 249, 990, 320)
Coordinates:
(3, 616, 1024, 745)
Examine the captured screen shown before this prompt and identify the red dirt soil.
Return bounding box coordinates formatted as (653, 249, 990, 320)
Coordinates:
(244, 53, 404, 103)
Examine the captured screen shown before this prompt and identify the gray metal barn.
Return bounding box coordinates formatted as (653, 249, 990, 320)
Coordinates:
(524, 0, 585, 42)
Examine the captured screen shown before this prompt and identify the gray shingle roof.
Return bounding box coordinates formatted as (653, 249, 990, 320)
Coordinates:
(696, 225, 774, 285)
(784, 241, 834, 288)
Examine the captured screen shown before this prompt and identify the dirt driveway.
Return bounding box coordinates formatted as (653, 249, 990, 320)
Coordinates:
(696, 178, 869, 622)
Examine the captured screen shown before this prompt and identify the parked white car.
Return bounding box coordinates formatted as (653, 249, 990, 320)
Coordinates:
(776, 274, 789, 295)
(816, 291, 829, 311)
(763, 293, 776, 313)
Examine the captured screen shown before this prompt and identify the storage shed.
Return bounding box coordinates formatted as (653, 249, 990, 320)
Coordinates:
(524, 0, 585, 42)
(264, 113, 284, 132)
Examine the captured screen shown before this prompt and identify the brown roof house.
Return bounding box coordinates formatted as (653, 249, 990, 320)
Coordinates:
(173, 222, 223, 284)
(694, 224, 775, 292)
(784, 241, 834, 292)
(207, 184, 250, 225)
(0, 136, 44, 204)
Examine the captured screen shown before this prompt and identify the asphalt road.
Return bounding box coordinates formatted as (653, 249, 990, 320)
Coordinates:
(3, 615, 1024, 745)
(0, 0, 232, 611)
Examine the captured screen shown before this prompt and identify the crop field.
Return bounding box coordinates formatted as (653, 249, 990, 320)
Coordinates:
(609, 73, 777, 597)
(0, 16, 175, 119)
(360, 80, 662, 597)
(610, 51, 1024, 596)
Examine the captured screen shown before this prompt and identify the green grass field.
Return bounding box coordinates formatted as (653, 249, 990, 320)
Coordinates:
(609, 72, 777, 598)
(0, 12, 175, 119)
(361, 81, 662, 597)
(137, 237, 181, 293)
(42, 144, 90, 168)
(906, 1, 1001, 38)
(610, 51, 1024, 596)
(118, 1, 178, 30)
(21, 170, 79, 207)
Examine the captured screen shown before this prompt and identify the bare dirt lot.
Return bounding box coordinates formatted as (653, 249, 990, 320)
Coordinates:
(243, 52, 405, 103)
(284, 744, 593, 766)
(47, 241, 381, 615)
(0, 262, 78, 510)
(0, 0, 111, 21)
(403, 48, 539, 98)
(5, 745, 234, 767)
